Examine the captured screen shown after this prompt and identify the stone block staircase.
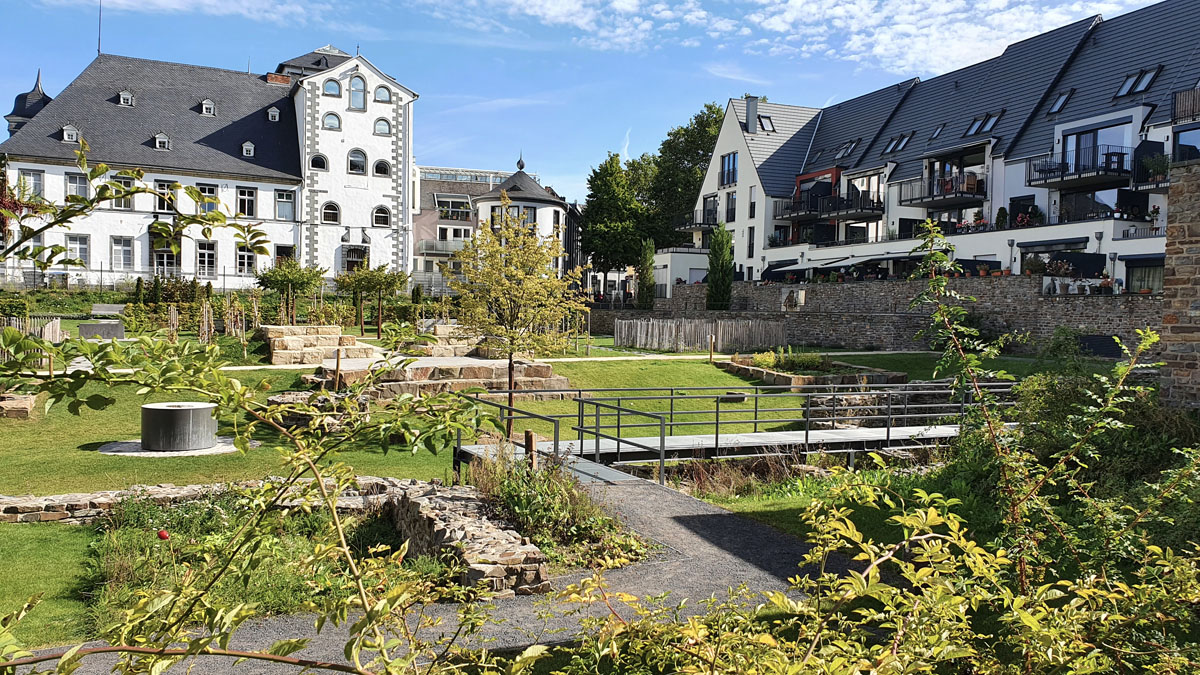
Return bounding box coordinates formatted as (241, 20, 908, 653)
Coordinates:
(412, 323, 484, 358)
(258, 325, 377, 365)
(369, 360, 571, 400)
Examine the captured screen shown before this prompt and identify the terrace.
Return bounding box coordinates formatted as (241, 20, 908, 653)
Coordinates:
(897, 173, 987, 209)
(1026, 144, 1134, 190)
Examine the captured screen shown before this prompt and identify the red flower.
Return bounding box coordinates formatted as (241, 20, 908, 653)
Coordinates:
(157, 530, 170, 540)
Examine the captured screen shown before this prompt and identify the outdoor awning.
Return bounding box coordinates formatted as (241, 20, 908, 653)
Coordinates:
(919, 140, 990, 159)
(1016, 236, 1090, 250)
(858, 252, 927, 265)
(815, 257, 852, 269)
(774, 261, 811, 272)
(1118, 253, 1165, 266)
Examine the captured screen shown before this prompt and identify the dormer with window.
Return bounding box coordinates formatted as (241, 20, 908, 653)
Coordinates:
(118, 90, 135, 107)
(61, 124, 79, 143)
(154, 133, 170, 151)
(200, 99, 216, 116)
(267, 106, 279, 122)
(242, 141, 255, 157)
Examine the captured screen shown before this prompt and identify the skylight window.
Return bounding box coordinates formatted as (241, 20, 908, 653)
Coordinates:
(118, 90, 134, 107)
(1048, 90, 1073, 114)
(965, 118, 983, 136)
(242, 141, 255, 157)
(201, 99, 215, 116)
(964, 112, 1001, 136)
(980, 112, 1001, 133)
(883, 137, 898, 154)
(834, 140, 858, 160)
(758, 115, 775, 132)
(894, 133, 911, 151)
(930, 124, 944, 140)
(1116, 66, 1160, 97)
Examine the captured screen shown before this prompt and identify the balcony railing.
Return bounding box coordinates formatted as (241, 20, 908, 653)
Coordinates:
(417, 239, 467, 255)
(810, 229, 912, 249)
(817, 190, 885, 220)
(696, 208, 719, 226)
(438, 208, 472, 222)
(1025, 144, 1134, 189)
(772, 191, 822, 220)
(1132, 152, 1171, 192)
(897, 173, 987, 207)
(1118, 224, 1165, 239)
(718, 169, 737, 186)
(1174, 88, 1200, 125)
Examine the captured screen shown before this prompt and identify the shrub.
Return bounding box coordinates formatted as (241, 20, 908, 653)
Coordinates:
(0, 297, 29, 318)
(751, 351, 776, 369)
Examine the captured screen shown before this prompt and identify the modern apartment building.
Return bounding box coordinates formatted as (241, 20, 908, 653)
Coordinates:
(683, 0, 1198, 296)
(1, 46, 418, 289)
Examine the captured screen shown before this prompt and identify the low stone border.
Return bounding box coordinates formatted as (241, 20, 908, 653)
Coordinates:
(0, 393, 35, 419)
(719, 359, 908, 387)
(0, 476, 550, 597)
(97, 437, 249, 457)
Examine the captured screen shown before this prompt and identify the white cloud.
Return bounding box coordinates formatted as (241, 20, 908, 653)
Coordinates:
(611, 0, 640, 12)
(704, 62, 771, 86)
(42, 0, 326, 22)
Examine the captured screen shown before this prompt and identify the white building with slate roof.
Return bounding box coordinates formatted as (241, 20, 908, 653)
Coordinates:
(0, 46, 417, 289)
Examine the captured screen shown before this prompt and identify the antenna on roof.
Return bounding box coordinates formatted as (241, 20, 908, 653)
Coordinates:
(247, 57, 251, 73)
(356, 44, 360, 56)
(96, 0, 102, 55)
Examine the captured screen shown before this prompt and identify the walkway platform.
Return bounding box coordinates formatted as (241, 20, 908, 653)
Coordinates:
(457, 444, 641, 484)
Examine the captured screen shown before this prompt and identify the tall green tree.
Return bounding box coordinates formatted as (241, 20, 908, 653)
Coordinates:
(706, 222, 733, 310)
(647, 102, 724, 245)
(255, 258, 326, 325)
(636, 238, 656, 310)
(581, 153, 642, 294)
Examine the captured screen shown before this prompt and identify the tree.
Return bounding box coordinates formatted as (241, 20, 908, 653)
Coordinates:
(255, 258, 326, 325)
(333, 267, 369, 336)
(706, 222, 733, 310)
(624, 152, 658, 213)
(449, 195, 587, 432)
(581, 153, 642, 294)
(636, 238, 656, 310)
(355, 266, 408, 340)
(647, 102, 724, 245)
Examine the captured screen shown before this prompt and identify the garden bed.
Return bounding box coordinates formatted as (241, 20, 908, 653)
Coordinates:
(720, 356, 907, 387)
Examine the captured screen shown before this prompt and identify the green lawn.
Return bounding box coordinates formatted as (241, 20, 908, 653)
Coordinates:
(0, 524, 95, 647)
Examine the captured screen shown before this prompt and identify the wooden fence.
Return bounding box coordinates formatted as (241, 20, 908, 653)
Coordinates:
(0, 317, 63, 366)
(614, 318, 786, 353)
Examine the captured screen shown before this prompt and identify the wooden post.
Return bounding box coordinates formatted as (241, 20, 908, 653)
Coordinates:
(332, 349, 341, 391)
(709, 334, 715, 363)
(525, 429, 538, 470)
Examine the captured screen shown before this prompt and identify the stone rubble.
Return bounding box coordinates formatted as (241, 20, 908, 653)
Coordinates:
(0, 475, 551, 596)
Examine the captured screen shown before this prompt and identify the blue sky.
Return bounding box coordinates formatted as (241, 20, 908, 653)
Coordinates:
(2, 0, 1155, 201)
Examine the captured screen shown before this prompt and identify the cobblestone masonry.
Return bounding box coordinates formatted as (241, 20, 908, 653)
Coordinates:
(1161, 160, 1200, 407)
(0, 476, 550, 596)
(591, 274, 1160, 353)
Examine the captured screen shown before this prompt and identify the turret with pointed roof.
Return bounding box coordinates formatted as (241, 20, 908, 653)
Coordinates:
(477, 157, 565, 206)
(6, 70, 52, 136)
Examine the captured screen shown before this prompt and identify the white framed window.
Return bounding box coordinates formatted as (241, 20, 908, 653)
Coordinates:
(323, 79, 341, 96)
(111, 236, 133, 270)
(373, 160, 390, 176)
(321, 202, 340, 224)
(374, 118, 391, 135)
(373, 206, 390, 227)
(118, 90, 134, 106)
(236, 187, 257, 217)
(242, 141, 255, 157)
(322, 113, 341, 130)
(62, 125, 79, 143)
(236, 245, 256, 275)
(374, 86, 391, 102)
(267, 106, 279, 122)
(310, 155, 328, 170)
(154, 246, 180, 276)
(65, 234, 89, 266)
(349, 76, 366, 110)
(17, 169, 43, 198)
(348, 150, 367, 174)
(65, 173, 89, 199)
(111, 176, 133, 210)
(155, 181, 176, 213)
(200, 99, 215, 116)
(154, 133, 170, 151)
(195, 183, 218, 214)
(196, 240, 217, 279)
(275, 190, 295, 221)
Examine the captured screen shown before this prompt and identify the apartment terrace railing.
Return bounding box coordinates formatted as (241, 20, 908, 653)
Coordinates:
(417, 239, 468, 255)
(1117, 224, 1165, 239)
(897, 173, 987, 208)
(717, 168, 737, 186)
(1174, 88, 1200, 125)
(682, 207, 719, 231)
(438, 208, 472, 222)
(656, 247, 710, 255)
(1025, 144, 1134, 189)
(772, 191, 822, 221)
(817, 190, 885, 220)
(1132, 152, 1171, 193)
(810, 229, 914, 249)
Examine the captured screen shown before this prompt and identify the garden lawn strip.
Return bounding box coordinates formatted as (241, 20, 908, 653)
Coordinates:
(0, 523, 95, 648)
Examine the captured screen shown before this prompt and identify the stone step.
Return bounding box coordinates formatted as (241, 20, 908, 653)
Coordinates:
(372, 375, 571, 399)
(323, 346, 376, 359)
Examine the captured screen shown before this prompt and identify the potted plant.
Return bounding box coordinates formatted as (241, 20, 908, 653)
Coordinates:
(1045, 259, 1074, 277)
(1029, 204, 1044, 225)
(995, 207, 1008, 230)
(977, 263, 991, 277)
(1142, 153, 1170, 182)
(1150, 204, 1161, 224)
(1002, 267, 1011, 276)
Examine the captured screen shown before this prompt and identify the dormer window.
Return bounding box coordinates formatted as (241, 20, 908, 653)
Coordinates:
(267, 106, 279, 122)
(62, 125, 79, 143)
(242, 141, 255, 157)
(201, 99, 215, 116)
(375, 86, 391, 103)
(119, 90, 134, 107)
(154, 133, 170, 151)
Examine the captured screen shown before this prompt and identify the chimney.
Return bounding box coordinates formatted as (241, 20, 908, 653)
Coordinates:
(266, 73, 292, 85)
(745, 94, 759, 134)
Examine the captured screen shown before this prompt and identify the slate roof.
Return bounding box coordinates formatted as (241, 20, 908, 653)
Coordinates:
(728, 99, 821, 197)
(0, 54, 302, 182)
(7, 70, 52, 121)
(869, 15, 1097, 182)
(477, 169, 564, 205)
(800, 79, 917, 175)
(418, 177, 506, 210)
(1008, 0, 1200, 159)
(275, 46, 352, 76)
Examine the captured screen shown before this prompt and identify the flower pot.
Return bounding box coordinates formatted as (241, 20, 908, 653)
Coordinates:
(1139, 289, 1152, 294)
(1024, 270, 1031, 276)
(991, 271, 1001, 277)
(1002, 270, 1011, 276)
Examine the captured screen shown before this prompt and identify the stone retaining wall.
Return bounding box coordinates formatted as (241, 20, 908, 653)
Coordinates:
(718, 360, 908, 387)
(257, 325, 375, 364)
(1161, 160, 1200, 407)
(0, 476, 551, 597)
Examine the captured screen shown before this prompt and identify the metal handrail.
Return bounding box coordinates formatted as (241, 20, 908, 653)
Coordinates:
(456, 396, 562, 477)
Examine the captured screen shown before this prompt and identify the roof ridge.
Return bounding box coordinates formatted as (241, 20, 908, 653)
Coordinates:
(95, 52, 272, 79)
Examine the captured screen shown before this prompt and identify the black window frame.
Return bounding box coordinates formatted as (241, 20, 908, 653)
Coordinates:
(1048, 89, 1073, 115)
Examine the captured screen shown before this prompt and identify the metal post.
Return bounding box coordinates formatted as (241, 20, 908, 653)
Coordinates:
(453, 428, 462, 484)
(886, 392, 893, 444)
(753, 391, 759, 433)
(669, 388, 675, 432)
(805, 394, 812, 447)
(577, 397, 584, 451)
(553, 419, 560, 458)
(594, 405, 601, 463)
(831, 388, 838, 428)
(616, 397, 622, 462)
(714, 396, 721, 455)
(658, 417, 666, 486)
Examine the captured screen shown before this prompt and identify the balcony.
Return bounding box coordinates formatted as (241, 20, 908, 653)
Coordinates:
(772, 191, 822, 221)
(679, 208, 718, 232)
(817, 190, 885, 221)
(656, 247, 710, 255)
(1174, 88, 1200, 125)
(1025, 144, 1134, 190)
(1132, 152, 1171, 193)
(438, 208, 472, 222)
(717, 169, 737, 186)
(417, 239, 467, 256)
(897, 173, 987, 208)
(1117, 224, 1164, 239)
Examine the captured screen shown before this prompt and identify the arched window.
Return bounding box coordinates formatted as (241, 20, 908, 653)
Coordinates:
(373, 160, 390, 176)
(323, 79, 341, 96)
(348, 149, 366, 175)
(310, 154, 328, 170)
(374, 118, 391, 135)
(373, 206, 390, 227)
(322, 113, 341, 130)
(349, 76, 366, 110)
(321, 202, 340, 224)
(374, 86, 391, 103)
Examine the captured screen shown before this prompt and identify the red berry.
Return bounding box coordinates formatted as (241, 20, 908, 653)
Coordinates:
(157, 530, 170, 540)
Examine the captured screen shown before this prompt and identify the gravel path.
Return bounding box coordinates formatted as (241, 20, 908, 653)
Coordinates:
(26, 477, 831, 674)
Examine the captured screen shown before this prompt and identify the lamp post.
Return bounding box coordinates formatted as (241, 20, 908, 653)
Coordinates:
(1108, 251, 1117, 279)
(1007, 238, 1015, 272)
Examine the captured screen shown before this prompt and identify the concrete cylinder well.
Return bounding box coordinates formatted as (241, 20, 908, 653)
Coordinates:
(141, 402, 218, 452)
